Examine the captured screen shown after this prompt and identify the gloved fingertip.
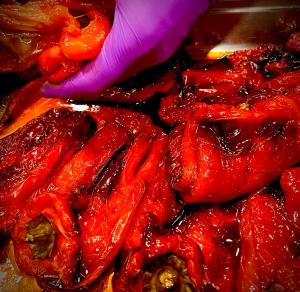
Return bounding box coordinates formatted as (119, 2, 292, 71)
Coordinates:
(41, 82, 63, 98)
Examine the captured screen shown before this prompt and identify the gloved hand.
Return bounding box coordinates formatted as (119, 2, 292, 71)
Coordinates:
(43, 0, 210, 99)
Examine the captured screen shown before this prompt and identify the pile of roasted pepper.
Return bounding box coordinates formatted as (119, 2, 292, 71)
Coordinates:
(1, 1, 300, 291)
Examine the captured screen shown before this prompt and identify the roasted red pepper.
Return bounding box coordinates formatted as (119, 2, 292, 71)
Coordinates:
(96, 71, 176, 103)
(12, 192, 80, 287)
(159, 45, 300, 126)
(115, 204, 240, 291)
(0, 108, 91, 233)
(77, 131, 167, 287)
(144, 233, 204, 289)
(167, 95, 300, 203)
(1, 24, 300, 291)
(113, 163, 182, 291)
(286, 32, 300, 53)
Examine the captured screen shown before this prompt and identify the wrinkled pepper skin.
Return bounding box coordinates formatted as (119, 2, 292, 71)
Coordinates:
(167, 95, 300, 203)
(0, 108, 91, 233)
(77, 131, 167, 287)
(47, 120, 130, 205)
(12, 192, 80, 287)
(238, 191, 298, 292)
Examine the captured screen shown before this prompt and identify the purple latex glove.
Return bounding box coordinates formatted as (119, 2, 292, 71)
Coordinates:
(43, 0, 210, 99)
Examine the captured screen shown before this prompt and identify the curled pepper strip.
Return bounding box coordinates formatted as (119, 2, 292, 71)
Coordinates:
(12, 192, 80, 288)
(167, 95, 300, 203)
(78, 133, 167, 287)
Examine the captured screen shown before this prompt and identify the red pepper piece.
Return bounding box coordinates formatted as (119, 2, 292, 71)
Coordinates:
(115, 202, 239, 291)
(238, 191, 296, 291)
(227, 45, 275, 66)
(38, 9, 110, 83)
(183, 62, 264, 101)
(266, 70, 300, 94)
(12, 192, 80, 287)
(159, 43, 300, 126)
(167, 95, 300, 203)
(159, 66, 264, 126)
(122, 165, 181, 253)
(38, 46, 82, 84)
(281, 167, 300, 232)
(59, 10, 110, 61)
(77, 133, 167, 287)
(0, 108, 91, 233)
